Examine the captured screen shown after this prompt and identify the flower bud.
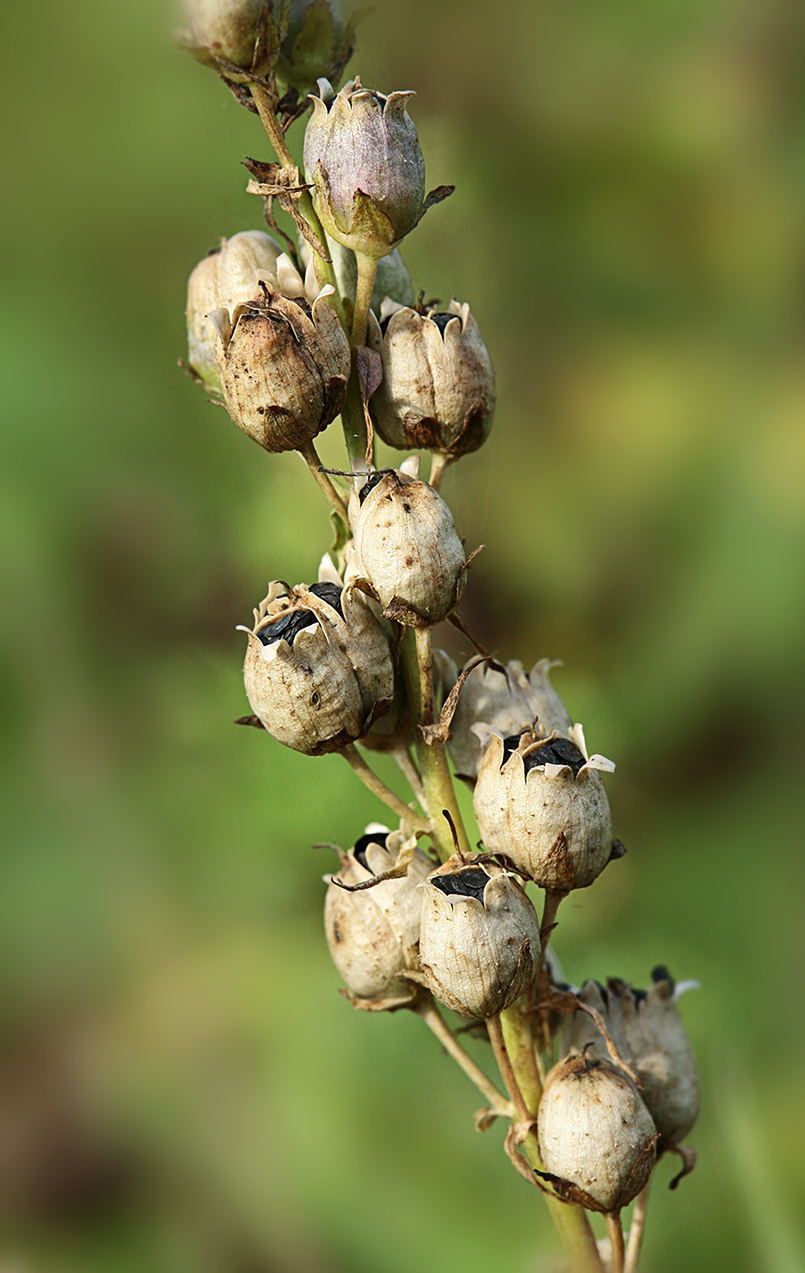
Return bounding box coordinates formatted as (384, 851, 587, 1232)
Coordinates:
(473, 725, 615, 891)
(324, 824, 432, 1008)
(448, 658, 573, 782)
(304, 79, 426, 259)
(418, 858, 541, 1018)
(241, 579, 393, 754)
(184, 0, 290, 73)
(538, 1052, 657, 1214)
(276, 0, 356, 94)
(186, 231, 283, 393)
(348, 469, 466, 627)
(367, 300, 496, 458)
(210, 270, 350, 452)
(564, 971, 700, 1147)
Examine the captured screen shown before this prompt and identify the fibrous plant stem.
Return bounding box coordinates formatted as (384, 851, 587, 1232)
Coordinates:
(341, 744, 430, 835)
(400, 627, 471, 863)
(352, 252, 378, 348)
(497, 1002, 605, 1273)
(415, 998, 512, 1116)
(298, 441, 349, 522)
(624, 1180, 651, 1273)
(605, 1213, 625, 1273)
(429, 451, 450, 491)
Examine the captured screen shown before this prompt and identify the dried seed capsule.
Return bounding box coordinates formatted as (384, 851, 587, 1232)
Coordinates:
(564, 971, 701, 1147)
(448, 658, 573, 782)
(473, 725, 615, 891)
(276, 0, 356, 94)
(186, 230, 283, 393)
(324, 825, 432, 1008)
(304, 79, 426, 258)
(210, 277, 350, 452)
(367, 300, 496, 458)
(184, 0, 290, 73)
(349, 469, 466, 627)
(538, 1052, 658, 1214)
(241, 579, 393, 754)
(418, 858, 541, 1018)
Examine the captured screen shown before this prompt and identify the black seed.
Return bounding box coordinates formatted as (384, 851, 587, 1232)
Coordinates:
(429, 312, 454, 336)
(431, 867, 489, 903)
(309, 581, 344, 617)
(353, 832, 385, 869)
(501, 733, 585, 775)
(255, 582, 344, 647)
(358, 470, 391, 504)
(651, 964, 673, 989)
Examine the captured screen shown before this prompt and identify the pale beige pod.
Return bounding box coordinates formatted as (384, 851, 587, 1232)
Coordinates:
(349, 469, 466, 626)
(448, 658, 573, 782)
(565, 970, 700, 1147)
(186, 230, 283, 393)
(473, 725, 615, 891)
(538, 1052, 658, 1214)
(367, 299, 496, 458)
(418, 858, 541, 1018)
(324, 825, 432, 1008)
(241, 579, 394, 755)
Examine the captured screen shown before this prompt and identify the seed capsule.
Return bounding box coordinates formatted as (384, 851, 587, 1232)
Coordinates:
(538, 1052, 658, 1214)
(324, 825, 432, 1007)
(276, 0, 356, 95)
(304, 79, 426, 258)
(448, 658, 573, 782)
(349, 469, 466, 627)
(186, 230, 283, 393)
(473, 725, 615, 891)
(184, 0, 290, 73)
(564, 970, 701, 1147)
(367, 300, 496, 458)
(418, 858, 541, 1018)
(241, 579, 393, 754)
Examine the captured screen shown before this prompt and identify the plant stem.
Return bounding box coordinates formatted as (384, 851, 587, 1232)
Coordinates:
(537, 887, 565, 978)
(487, 1014, 530, 1122)
(339, 372, 370, 470)
(351, 252, 379, 348)
(624, 1181, 651, 1273)
(391, 745, 427, 811)
(298, 441, 349, 522)
(605, 1213, 625, 1273)
(415, 998, 512, 1115)
(497, 1002, 605, 1273)
(341, 744, 431, 835)
(400, 627, 471, 863)
(429, 451, 451, 491)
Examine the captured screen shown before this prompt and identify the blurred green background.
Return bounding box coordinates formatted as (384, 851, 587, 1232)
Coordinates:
(2, 0, 804, 1270)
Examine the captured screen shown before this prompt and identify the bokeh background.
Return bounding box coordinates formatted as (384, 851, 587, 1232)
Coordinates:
(2, 0, 804, 1270)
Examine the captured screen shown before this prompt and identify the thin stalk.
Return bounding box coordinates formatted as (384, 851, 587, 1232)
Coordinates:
(415, 998, 512, 1116)
(537, 887, 565, 978)
(487, 1013, 530, 1122)
(605, 1213, 625, 1273)
(298, 441, 349, 522)
(341, 744, 430, 835)
(351, 252, 378, 348)
(624, 1181, 651, 1273)
(429, 450, 451, 491)
(400, 628, 471, 862)
(391, 745, 427, 811)
(498, 1002, 604, 1273)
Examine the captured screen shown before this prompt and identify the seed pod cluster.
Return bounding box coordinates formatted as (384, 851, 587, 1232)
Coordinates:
(418, 858, 541, 1018)
(473, 725, 615, 891)
(324, 825, 432, 1008)
(538, 1052, 658, 1214)
(241, 579, 393, 754)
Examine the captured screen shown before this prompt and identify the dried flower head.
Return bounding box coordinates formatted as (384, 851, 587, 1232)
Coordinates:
(240, 579, 393, 754)
(418, 858, 541, 1018)
(209, 261, 350, 452)
(538, 1051, 658, 1214)
(324, 824, 432, 1008)
(473, 724, 615, 891)
(348, 468, 467, 626)
(186, 230, 283, 393)
(448, 658, 573, 782)
(564, 970, 701, 1147)
(367, 299, 496, 458)
(304, 78, 426, 258)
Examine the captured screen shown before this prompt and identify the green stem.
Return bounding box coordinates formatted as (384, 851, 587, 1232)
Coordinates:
(341, 744, 431, 835)
(340, 366, 370, 469)
(498, 1002, 605, 1273)
(351, 252, 378, 348)
(400, 628, 471, 863)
